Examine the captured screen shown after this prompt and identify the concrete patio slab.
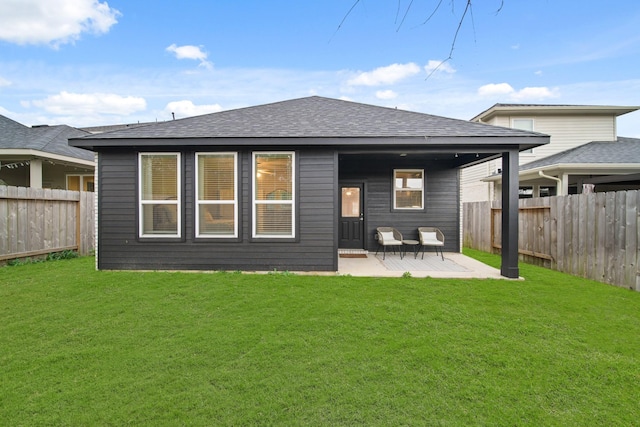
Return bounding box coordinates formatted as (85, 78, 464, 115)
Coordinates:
(338, 252, 507, 279)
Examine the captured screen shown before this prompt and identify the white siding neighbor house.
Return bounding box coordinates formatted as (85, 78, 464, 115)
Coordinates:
(461, 104, 639, 202)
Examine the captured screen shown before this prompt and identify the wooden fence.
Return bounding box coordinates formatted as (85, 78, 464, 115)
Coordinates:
(463, 190, 640, 291)
(0, 186, 95, 262)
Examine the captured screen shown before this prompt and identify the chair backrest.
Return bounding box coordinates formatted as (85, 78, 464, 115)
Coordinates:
(377, 227, 403, 243)
(418, 227, 444, 244)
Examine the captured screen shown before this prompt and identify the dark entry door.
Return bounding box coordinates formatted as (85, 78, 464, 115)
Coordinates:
(339, 183, 364, 249)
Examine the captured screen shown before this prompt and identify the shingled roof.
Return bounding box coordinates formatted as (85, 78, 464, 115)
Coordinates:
(74, 96, 544, 140)
(520, 137, 640, 171)
(0, 114, 94, 162)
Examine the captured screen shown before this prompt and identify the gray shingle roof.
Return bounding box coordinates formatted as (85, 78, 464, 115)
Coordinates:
(520, 137, 640, 171)
(77, 96, 544, 140)
(0, 114, 94, 162)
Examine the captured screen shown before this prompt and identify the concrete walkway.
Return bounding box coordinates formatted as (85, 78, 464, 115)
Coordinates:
(338, 251, 507, 279)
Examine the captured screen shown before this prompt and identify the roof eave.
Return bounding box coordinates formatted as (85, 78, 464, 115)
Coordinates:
(69, 134, 549, 151)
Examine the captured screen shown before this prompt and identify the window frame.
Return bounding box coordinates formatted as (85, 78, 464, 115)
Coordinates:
(138, 152, 181, 239)
(195, 152, 239, 239)
(252, 151, 296, 239)
(512, 118, 535, 154)
(393, 169, 425, 210)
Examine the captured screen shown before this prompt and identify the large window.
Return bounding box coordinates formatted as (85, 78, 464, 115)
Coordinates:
(139, 153, 181, 238)
(394, 169, 424, 210)
(196, 153, 238, 238)
(253, 152, 295, 238)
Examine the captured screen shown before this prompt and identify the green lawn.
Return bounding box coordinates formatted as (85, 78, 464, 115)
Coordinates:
(1, 252, 639, 426)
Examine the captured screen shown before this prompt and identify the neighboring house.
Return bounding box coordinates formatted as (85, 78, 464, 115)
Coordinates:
(462, 104, 639, 201)
(483, 137, 640, 194)
(0, 114, 95, 190)
(69, 96, 548, 277)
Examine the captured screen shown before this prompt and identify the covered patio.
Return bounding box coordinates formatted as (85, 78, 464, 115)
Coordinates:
(337, 250, 506, 279)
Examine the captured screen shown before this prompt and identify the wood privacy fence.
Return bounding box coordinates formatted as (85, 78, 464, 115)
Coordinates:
(0, 186, 95, 262)
(463, 190, 640, 291)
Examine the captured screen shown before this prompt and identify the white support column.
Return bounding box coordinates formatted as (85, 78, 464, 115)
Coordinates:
(532, 184, 540, 198)
(560, 173, 569, 196)
(29, 159, 43, 188)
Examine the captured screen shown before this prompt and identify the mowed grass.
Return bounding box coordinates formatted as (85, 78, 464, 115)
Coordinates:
(1, 253, 639, 426)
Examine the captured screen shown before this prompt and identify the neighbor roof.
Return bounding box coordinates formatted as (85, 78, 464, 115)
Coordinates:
(471, 103, 639, 122)
(0, 114, 94, 162)
(71, 96, 547, 150)
(520, 137, 640, 171)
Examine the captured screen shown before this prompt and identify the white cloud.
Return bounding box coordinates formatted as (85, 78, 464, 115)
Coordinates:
(0, 76, 11, 87)
(347, 63, 421, 86)
(30, 91, 146, 115)
(0, 0, 119, 47)
(510, 86, 559, 101)
(478, 83, 558, 101)
(164, 100, 222, 119)
(478, 83, 515, 97)
(166, 44, 213, 69)
(424, 60, 456, 75)
(376, 90, 397, 100)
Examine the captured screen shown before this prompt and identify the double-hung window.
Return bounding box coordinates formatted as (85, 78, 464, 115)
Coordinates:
(253, 152, 295, 238)
(139, 153, 181, 238)
(196, 153, 238, 238)
(394, 169, 424, 210)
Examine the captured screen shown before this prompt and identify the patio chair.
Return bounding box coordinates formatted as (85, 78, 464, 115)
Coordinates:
(375, 227, 404, 260)
(418, 227, 445, 260)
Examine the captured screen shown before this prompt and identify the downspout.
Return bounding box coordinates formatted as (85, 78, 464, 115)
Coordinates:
(538, 171, 563, 195)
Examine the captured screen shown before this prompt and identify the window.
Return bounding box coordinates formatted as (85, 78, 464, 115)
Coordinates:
(139, 153, 180, 238)
(394, 169, 424, 209)
(253, 152, 295, 238)
(512, 118, 534, 153)
(196, 153, 238, 238)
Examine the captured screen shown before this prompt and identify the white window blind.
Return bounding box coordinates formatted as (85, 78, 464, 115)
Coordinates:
(139, 153, 180, 237)
(196, 153, 237, 237)
(253, 152, 295, 238)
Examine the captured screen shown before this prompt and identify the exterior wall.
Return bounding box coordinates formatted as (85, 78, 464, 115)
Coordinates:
(463, 112, 618, 202)
(340, 156, 461, 253)
(97, 148, 336, 271)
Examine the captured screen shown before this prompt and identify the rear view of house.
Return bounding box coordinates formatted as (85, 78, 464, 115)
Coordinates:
(70, 96, 548, 277)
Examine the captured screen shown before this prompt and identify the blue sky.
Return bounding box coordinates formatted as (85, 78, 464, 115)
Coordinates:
(1, 0, 639, 136)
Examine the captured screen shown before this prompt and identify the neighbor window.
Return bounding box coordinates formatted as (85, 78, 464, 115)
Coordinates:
(253, 152, 295, 238)
(394, 169, 424, 209)
(512, 118, 535, 153)
(139, 153, 181, 238)
(196, 153, 238, 238)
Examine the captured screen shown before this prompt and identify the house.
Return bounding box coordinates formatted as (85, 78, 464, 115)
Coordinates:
(483, 137, 640, 195)
(69, 96, 549, 278)
(462, 104, 639, 201)
(0, 114, 95, 190)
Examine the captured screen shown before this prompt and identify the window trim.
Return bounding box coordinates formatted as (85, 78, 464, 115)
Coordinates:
(138, 152, 181, 239)
(393, 169, 425, 210)
(195, 152, 238, 239)
(511, 118, 535, 154)
(252, 151, 296, 239)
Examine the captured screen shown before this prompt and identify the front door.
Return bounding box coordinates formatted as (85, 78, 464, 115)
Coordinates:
(339, 183, 364, 249)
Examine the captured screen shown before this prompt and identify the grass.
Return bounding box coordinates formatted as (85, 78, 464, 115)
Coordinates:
(1, 253, 639, 426)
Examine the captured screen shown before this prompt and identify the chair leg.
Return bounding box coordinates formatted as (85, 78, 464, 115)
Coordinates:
(439, 246, 444, 261)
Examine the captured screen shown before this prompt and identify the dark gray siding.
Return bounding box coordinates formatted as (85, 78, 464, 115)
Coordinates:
(339, 155, 460, 253)
(97, 148, 336, 271)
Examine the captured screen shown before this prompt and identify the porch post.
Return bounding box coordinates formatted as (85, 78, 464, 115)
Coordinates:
(501, 149, 519, 279)
(29, 159, 43, 189)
